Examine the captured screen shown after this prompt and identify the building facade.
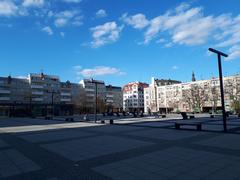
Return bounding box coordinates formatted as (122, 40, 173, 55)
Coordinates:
(79, 79, 123, 113)
(144, 75, 240, 114)
(106, 85, 123, 112)
(123, 82, 149, 112)
(0, 73, 85, 116)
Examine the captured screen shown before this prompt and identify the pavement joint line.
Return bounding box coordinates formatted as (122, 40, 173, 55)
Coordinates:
(0, 133, 112, 180)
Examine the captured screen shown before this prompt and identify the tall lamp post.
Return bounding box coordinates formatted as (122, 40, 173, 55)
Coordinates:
(90, 79, 98, 123)
(208, 48, 228, 132)
(47, 90, 58, 117)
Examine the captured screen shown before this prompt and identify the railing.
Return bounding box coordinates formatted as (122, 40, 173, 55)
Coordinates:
(0, 90, 11, 94)
(60, 98, 71, 102)
(31, 85, 44, 89)
(32, 98, 43, 101)
(0, 97, 10, 101)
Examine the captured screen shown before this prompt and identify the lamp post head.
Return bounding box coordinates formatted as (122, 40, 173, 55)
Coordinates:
(208, 48, 228, 58)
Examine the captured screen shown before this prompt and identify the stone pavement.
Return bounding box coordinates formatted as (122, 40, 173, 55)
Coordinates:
(0, 117, 240, 179)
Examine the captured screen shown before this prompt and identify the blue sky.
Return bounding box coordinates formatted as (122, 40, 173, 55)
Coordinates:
(0, 0, 240, 86)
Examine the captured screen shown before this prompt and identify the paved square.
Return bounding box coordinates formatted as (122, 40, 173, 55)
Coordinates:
(196, 134, 240, 150)
(94, 147, 240, 180)
(0, 139, 9, 148)
(19, 129, 94, 143)
(1, 117, 240, 179)
(0, 149, 41, 178)
(42, 135, 153, 161)
(126, 128, 205, 140)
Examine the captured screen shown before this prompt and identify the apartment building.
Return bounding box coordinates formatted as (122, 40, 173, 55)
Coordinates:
(144, 75, 240, 113)
(123, 82, 149, 112)
(144, 78, 181, 113)
(0, 73, 85, 116)
(106, 85, 123, 112)
(79, 79, 106, 113)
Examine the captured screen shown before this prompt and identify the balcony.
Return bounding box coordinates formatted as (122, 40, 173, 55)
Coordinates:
(32, 98, 43, 102)
(31, 85, 44, 89)
(85, 88, 94, 92)
(32, 91, 44, 95)
(61, 92, 71, 96)
(86, 93, 94, 97)
(106, 94, 114, 98)
(61, 98, 71, 102)
(0, 90, 11, 94)
(0, 97, 10, 101)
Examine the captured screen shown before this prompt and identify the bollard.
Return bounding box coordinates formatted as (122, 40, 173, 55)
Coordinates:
(110, 119, 114, 124)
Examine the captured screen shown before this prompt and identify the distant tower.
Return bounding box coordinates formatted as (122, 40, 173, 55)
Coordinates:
(192, 71, 196, 82)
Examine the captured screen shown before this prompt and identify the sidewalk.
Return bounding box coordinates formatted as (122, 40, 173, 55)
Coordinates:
(0, 117, 240, 179)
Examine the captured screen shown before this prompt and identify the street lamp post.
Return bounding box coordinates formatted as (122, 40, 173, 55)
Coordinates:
(93, 80, 98, 123)
(48, 90, 58, 117)
(208, 48, 228, 132)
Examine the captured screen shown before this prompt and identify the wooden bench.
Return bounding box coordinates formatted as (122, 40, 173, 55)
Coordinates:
(181, 112, 195, 119)
(45, 116, 53, 120)
(110, 119, 114, 124)
(175, 122, 202, 131)
(65, 118, 74, 122)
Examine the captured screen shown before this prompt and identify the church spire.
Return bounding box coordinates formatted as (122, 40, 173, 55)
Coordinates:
(192, 71, 196, 82)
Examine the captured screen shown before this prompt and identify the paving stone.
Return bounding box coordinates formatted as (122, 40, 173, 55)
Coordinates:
(126, 128, 205, 140)
(42, 135, 153, 161)
(19, 129, 94, 143)
(196, 134, 240, 150)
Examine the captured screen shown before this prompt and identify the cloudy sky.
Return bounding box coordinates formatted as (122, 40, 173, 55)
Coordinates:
(0, 0, 240, 86)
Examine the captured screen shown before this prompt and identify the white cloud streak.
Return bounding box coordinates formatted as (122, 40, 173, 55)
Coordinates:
(22, 0, 44, 8)
(122, 3, 240, 60)
(42, 26, 53, 35)
(90, 21, 123, 48)
(121, 13, 149, 29)
(96, 9, 107, 18)
(75, 66, 126, 77)
(0, 0, 18, 17)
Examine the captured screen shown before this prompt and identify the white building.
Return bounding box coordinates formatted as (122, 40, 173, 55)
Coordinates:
(144, 75, 240, 113)
(123, 82, 148, 112)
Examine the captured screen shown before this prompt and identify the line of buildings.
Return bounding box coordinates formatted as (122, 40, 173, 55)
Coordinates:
(0, 73, 122, 117)
(0, 72, 239, 117)
(144, 73, 240, 114)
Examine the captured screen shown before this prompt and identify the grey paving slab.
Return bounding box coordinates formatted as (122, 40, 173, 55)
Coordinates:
(0, 139, 9, 148)
(19, 129, 94, 143)
(133, 121, 174, 128)
(126, 128, 205, 140)
(86, 125, 146, 133)
(0, 149, 41, 178)
(196, 134, 240, 150)
(94, 147, 240, 180)
(42, 135, 153, 161)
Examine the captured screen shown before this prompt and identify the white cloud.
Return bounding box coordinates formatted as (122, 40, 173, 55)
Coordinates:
(121, 3, 240, 60)
(121, 13, 149, 29)
(96, 9, 107, 18)
(0, 0, 18, 17)
(54, 10, 82, 27)
(144, 6, 205, 44)
(228, 45, 240, 60)
(62, 0, 81, 3)
(42, 26, 53, 35)
(60, 32, 65, 37)
(76, 66, 126, 77)
(90, 21, 123, 48)
(22, 0, 44, 8)
(172, 65, 179, 70)
(55, 18, 68, 27)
